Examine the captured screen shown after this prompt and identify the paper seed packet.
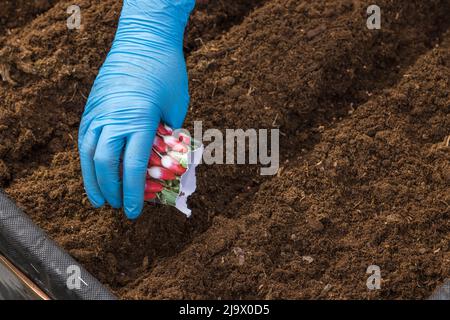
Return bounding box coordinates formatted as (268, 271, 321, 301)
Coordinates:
(145, 124, 203, 217)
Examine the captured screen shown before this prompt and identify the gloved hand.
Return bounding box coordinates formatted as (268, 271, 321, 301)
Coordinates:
(78, 0, 195, 219)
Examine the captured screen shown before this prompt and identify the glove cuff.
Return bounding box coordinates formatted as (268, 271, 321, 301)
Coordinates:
(118, 0, 196, 49)
(124, 0, 196, 26)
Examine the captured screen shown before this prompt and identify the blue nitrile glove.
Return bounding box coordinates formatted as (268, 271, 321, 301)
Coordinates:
(78, 0, 195, 219)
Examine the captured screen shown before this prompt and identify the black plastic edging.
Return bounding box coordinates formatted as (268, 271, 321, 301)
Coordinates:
(0, 190, 115, 300)
(429, 280, 450, 300)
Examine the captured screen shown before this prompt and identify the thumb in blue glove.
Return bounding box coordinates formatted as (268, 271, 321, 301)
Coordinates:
(78, 0, 195, 219)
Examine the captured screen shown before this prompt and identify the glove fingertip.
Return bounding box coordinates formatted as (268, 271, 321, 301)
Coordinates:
(124, 203, 144, 220)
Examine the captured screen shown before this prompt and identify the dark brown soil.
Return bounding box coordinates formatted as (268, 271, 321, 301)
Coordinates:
(185, 0, 268, 52)
(0, 0, 56, 34)
(1, 0, 449, 299)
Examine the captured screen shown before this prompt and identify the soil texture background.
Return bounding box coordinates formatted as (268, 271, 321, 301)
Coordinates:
(0, 0, 449, 299)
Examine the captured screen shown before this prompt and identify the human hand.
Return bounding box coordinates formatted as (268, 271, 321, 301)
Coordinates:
(78, 0, 195, 219)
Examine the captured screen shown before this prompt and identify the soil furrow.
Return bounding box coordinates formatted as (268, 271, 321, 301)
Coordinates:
(0, 0, 270, 185)
(185, 0, 268, 53)
(120, 30, 450, 300)
(186, 0, 449, 220)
